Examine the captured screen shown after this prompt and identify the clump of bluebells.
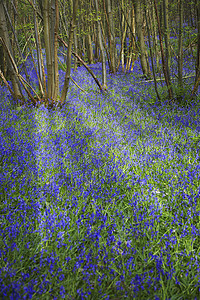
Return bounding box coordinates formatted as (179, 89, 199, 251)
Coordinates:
(0, 53, 200, 300)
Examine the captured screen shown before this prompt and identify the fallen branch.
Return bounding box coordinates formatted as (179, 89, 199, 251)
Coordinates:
(138, 74, 196, 84)
(58, 56, 87, 94)
(0, 69, 15, 97)
(58, 35, 104, 92)
(0, 37, 41, 106)
(70, 76, 87, 94)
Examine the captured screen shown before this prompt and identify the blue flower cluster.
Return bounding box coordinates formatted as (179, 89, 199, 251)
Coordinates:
(0, 52, 200, 299)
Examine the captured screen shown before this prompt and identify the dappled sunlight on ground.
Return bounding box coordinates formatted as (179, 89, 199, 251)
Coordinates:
(0, 54, 200, 299)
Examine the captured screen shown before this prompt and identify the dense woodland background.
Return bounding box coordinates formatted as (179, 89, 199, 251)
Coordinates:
(0, 0, 199, 108)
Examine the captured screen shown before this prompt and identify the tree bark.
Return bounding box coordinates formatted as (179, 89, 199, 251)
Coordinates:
(177, 0, 183, 101)
(94, 0, 107, 90)
(144, 1, 160, 101)
(0, 0, 24, 105)
(60, 0, 78, 104)
(153, 0, 173, 102)
(151, 0, 160, 72)
(133, 0, 150, 79)
(33, 0, 44, 97)
(195, 0, 200, 84)
(86, 33, 94, 64)
(128, 6, 136, 72)
(73, 27, 78, 70)
(43, 0, 53, 102)
(53, 0, 59, 101)
(163, 0, 170, 68)
(106, 0, 116, 73)
(190, 0, 200, 99)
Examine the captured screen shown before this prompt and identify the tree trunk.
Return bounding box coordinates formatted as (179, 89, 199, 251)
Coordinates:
(94, 22, 100, 62)
(133, 0, 150, 79)
(86, 33, 93, 64)
(163, 0, 170, 68)
(53, 0, 59, 101)
(130, 5, 136, 71)
(107, 0, 116, 73)
(163, 0, 172, 94)
(85, 1, 93, 65)
(43, 0, 53, 102)
(150, 0, 160, 72)
(58, 35, 104, 92)
(153, 0, 173, 102)
(144, 0, 160, 101)
(0, 44, 4, 78)
(195, 0, 200, 84)
(119, 0, 126, 72)
(50, 0, 56, 97)
(60, 0, 78, 104)
(177, 0, 183, 101)
(73, 27, 78, 70)
(191, 0, 200, 99)
(0, 0, 24, 105)
(33, 0, 44, 95)
(94, 0, 107, 90)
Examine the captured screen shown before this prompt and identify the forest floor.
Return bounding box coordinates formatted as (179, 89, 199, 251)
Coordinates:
(0, 59, 200, 299)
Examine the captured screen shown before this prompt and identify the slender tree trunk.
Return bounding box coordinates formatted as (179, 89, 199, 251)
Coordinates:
(0, 0, 24, 105)
(195, 0, 200, 84)
(86, 0, 94, 65)
(43, 0, 53, 102)
(191, 0, 200, 99)
(190, 1, 194, 27)
(86, 33, 93, 64)
(94, 23, 100, 62)
(58, 35, 104, 92)
(11, 0, 15, 57)
(33, 0, 44, 93)
(0, 44, 4, 79)
(151, 0, 160, 73)
(153, 0, 173, 101)
(20, 10, 47, 103)
(144, 1, 160, 101)
(81, 11, 86, 60)
(99, 15, 112, 70)
(120, 0, 126, 72)
(50, 0, 55, 95)
(177, 0, 183, 101)
(73, 28, 78, 71)
(40, 0, 59, 106)
(2, 1, 30, 85)
(163, 0, 170, 68)
(94, 0, 107, 90)
(133, 0, 150, 79)
(125, 8, 132, 73)
(59, 0, 68, 38)
(77, 18, 83, 63)
(120, 3, 139, 70)
(125, 6, 137, 72)
(130, 5, 136, 71)
(163, 0, 172, 93)
(107, 0, 116, 73)
(53, 0, 59, 101)
(102, 0, 112, 72)
(60, 0, 78, 104)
